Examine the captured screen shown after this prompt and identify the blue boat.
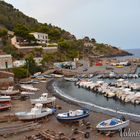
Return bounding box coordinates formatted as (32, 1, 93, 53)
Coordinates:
(56, 109, 90, 122)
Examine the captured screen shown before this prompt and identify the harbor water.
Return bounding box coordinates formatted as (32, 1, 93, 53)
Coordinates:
(52, 49, 140, 121)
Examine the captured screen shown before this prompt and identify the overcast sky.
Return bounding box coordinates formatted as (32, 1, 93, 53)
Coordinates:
(5, 0, 140, 49)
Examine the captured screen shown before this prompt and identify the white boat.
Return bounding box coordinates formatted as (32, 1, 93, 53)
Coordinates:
(51, 74, 64, 78)
(64, 77, 78, 82)
(56, 109, 90, 122)
(0, 86, 19, 96)
(96, 117, 129, 131)
(0, 96, 11, 102)
(30, 93, 56, 105)
(21, 91, 35, 95)
(20, 84, 39, 91)
(15, 103, 55, 121)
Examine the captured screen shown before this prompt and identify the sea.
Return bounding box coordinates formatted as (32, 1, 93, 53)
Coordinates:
(52, 49, 140, 121)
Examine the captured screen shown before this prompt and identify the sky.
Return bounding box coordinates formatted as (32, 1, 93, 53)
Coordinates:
(5, 0, 140, 49)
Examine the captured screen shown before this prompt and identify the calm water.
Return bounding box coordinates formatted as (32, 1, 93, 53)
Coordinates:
(127, 48, 140, 58)
(53, 49, 140, 120)
(116, 48, 140, 60)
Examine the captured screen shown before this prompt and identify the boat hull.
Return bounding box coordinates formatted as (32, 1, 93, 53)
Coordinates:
(0, 102, 11, 111)
(0, 90, 19, 96)
(31, 97, 56, 105)
(15, 110, 53, 121)
(56, 110, 90, 123)
(0, 96, 11, 102)
(96, 120, 129, 131)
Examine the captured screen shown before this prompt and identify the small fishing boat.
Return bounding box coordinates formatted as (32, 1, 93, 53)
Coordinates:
(96, 117, 129, 131)
(19, 81, 32, 84)
(30, 93, 56, 105)
(0, 96, 11, 102)
(21, 91, 35, 95)
(43, 74, 52, 78)
(15, 103, 55, 121)
(56, 109, 90, 123)
(64, 77, 78, 82)
(0, 86, 19, 96)
(20, 84, 39, 91)
(0, 102, 12, 111)
(51, 74, 64, 78)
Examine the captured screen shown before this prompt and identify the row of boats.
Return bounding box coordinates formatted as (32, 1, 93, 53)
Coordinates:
(76, 79, 140, 104)
(98, 72, 140, 79)
(0, 79, 130, 133)
(15, 102, 129, 132)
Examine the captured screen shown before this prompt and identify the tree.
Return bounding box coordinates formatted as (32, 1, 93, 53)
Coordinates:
(0, 28, 7, 37)
(25, 53, 37, 75)
(34, 47, 43, 57)
(41, 54, 54, 68)
(48, 28, 61, 41)
(14, 24, 29, 37)
(83, 36, 90, 42)
(13, 67, 28, 79)
(91, 38, 96, 43)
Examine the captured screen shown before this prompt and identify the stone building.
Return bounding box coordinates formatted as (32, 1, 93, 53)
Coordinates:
(0, 53, 13, 69)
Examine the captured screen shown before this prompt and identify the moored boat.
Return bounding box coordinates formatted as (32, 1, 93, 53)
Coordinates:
(56, 109, 90, 123)
(64, 77, 78, 82)
(15, 103, 55, 121)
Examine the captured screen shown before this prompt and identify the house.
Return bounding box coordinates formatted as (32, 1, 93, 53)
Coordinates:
(11, 32, 58, 54)
(30, 32, 49, 45)
(0, 52, 13, 69)
(13, 57, 43, 67)
(84, 42, 95, 47)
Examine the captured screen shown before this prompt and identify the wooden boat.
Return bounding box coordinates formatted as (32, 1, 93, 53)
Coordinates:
(0, 86, 19, 96)
(64, 77, 78, 82)
(43, 74, 53, 78)
(96, 117, 129, 131)
(15, 103, 55, 121)
(51, 74, 64, 78)
(0, 102, 12, 111)
(21, 91, 35, 95)
(19, 81, 32, 84)
(56, 109, 90, 123)
(20, 84, 39, 91)
(0, 96, 11, 102)
(30, 93, 56, 105)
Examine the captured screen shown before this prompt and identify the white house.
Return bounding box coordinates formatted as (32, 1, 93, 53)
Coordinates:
(30, 32, 49, 45)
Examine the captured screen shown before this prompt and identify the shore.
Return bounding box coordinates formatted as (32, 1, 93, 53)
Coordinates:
(0, 79, 140, 140)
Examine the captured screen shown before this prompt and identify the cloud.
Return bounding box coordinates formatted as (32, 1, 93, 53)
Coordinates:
(5, 0, 92, 23)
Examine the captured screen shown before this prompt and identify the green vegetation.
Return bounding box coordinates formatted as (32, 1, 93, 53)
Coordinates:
(0, 27, 7, 37)
(0, 0, 130, 63)
(0, 1, 75, 42)
(24, 53, 43, 75)
(2, 43, 23, 59)
(13, 67, 28, 79)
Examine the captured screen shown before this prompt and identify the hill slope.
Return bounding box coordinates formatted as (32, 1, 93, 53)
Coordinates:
(0, 1, 131, 58)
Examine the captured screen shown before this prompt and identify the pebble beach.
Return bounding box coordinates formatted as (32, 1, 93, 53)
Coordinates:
(0, 78, 140, 140)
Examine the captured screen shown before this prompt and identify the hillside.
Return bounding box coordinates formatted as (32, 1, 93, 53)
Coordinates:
(0, 0, 131, 59)
(0, 1, 75, 41)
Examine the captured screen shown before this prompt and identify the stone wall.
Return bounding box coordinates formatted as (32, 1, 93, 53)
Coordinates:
(0, 71, 14, 89)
